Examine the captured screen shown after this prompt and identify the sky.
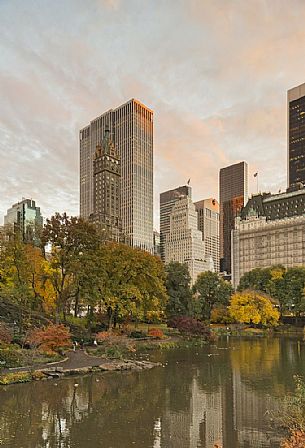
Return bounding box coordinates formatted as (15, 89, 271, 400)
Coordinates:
(1, 0, 305, 229)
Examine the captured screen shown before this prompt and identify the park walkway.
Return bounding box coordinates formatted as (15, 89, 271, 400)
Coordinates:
(3, 350, 107, 374)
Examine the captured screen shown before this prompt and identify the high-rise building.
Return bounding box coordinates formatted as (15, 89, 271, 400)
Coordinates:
(160, 185, 192, 261)
(4, 199, 43, 245)
(164, 196, 213, 285)
(194, 198, 220, 272)
(80, 99, 153, 252)
(288, 82, 305, 187)
(90, 128, 121, 240)
(219, 161, 248, 275)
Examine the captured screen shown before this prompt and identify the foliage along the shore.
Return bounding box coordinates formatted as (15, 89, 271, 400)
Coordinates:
(238, 266, 305, 315)
(279, 376, 305, 447)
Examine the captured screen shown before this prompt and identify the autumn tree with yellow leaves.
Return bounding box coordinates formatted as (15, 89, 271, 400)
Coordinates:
(229, 290, 280, 327)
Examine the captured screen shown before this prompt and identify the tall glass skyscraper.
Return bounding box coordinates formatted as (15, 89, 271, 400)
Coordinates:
(80, 99, 153, 252)
(219, 161, 248, 275)
(288, 82, 305, 187)
(4, 199, 43, 245)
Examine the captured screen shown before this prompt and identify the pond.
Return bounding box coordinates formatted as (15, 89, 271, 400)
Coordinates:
(0, 336, 305, 447)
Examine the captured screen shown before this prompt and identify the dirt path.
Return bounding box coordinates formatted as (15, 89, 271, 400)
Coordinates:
(3, 350, 107, 374)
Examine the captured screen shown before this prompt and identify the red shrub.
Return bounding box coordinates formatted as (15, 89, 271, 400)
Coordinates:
(28, 324, 72, 354)
(168, 316, 210, 338)
(281, 431, 305, 447)
(148, 328, 164, 339)
(96, 331, 115, 341)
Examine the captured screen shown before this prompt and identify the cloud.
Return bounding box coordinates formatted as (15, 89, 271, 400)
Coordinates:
(0, 0, 305, 228)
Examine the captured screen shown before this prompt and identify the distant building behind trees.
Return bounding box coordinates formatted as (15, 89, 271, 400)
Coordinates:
(4, 198, 43, 245)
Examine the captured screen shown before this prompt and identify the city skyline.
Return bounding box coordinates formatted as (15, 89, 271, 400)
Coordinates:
(2, 1, 305, 227)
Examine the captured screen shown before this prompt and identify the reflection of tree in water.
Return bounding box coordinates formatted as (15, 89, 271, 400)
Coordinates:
(1, 340, 304, 448)
(0, 367, 172, 447)
(230, 337, 305, 396)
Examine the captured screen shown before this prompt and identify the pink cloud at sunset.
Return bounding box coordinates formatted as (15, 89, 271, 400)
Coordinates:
(1, 0, 305, 227)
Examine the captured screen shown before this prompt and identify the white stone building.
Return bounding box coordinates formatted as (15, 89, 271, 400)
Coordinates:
(232, 214, 305, 289)
(164, 197, 213, 284)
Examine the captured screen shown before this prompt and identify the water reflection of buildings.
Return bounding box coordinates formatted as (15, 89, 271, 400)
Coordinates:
(159, 376, 223, 448)
(155, 348, 282, 448)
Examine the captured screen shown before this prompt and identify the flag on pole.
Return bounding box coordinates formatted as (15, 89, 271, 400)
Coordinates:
(254, 172, 258, 177)
(187, 178, 191, 185)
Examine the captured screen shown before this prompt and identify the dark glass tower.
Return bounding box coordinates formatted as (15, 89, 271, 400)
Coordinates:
(288, 83, 305, 187)
(219, 161, 248, 275)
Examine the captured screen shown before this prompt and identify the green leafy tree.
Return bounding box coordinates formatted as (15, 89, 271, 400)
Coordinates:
(283, 267, 305, 316)
(100, 243, 168, 329)
(165, 262, 192, 318)
(238, 267, 272, 293)
(193, 271, 233, 321)
(41, 213, 103, 321)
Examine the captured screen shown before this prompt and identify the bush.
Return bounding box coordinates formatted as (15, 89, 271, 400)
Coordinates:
(281, 430, 305, 447)
(28, 324, 72, 354)
(148, 328, 164, 339)
(0, 344, 22, 369)
(31, 370, 46, 381)
(104, 345, 125, 359)
(0, 371, 32, 385)
(210, 305, 234, 324)
(128, 330, 147, 339)
(168, 316, 211, 338)
(0, 322, 13, 344)
(279, 376, 305, 432)
(96, 331, 113, 342)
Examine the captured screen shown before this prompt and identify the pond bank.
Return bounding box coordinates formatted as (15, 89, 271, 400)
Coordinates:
(0, 354, 161, 385)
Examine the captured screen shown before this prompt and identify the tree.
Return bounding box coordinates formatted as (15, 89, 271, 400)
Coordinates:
(238, 267, 272, 293)
(165, 262, 192, 318)
(41, 213, 103, 321)
(283, 267, 305, 316)
(28, 324, 72, 354)
(100, 243, 168, 328)
(193, 271, 233, 321)
(228, 290, 280, 327)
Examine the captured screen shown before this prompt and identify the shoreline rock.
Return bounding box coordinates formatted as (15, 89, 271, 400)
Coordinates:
(0, 359, 161, 385)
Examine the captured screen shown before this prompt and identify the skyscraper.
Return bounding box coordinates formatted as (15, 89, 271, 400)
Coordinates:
(4, 199, 43, 245)
(288, 82, 305, 187)
(90, 127, 121, 240)
(80, 99, 153, 252)
(219, 161, 248, 275)
(194, 198, 220, 272)
(164, 196, 213, 285)
(160, 185, 192, 262)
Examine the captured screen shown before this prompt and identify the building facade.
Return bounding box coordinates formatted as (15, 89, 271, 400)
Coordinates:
(219, 161, 248, 275)
(232, 214, 305, 288)
(194, 198, 220, 272)
(160, 185, 192, 262)
(164, 197, 213, 285)
(4, 199, 43, 244)
(80, 99, 153, 252)
(288, 82, 305, 187)
(240, 183, 305, 221)
(90, 128, 121, 240)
